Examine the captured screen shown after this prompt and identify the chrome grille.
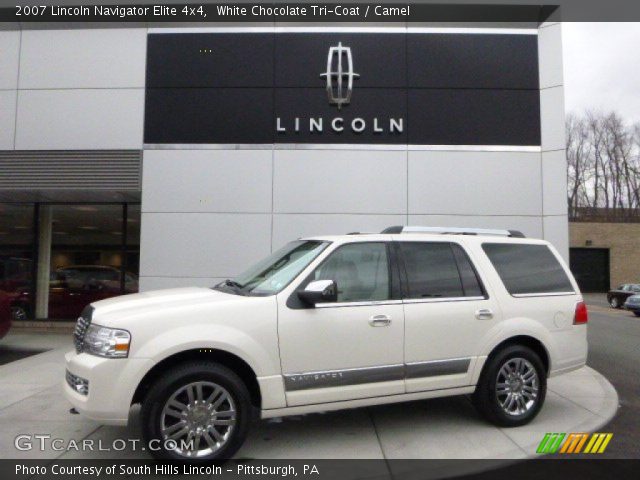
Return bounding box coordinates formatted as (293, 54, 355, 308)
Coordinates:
(73, 306, 93, 353)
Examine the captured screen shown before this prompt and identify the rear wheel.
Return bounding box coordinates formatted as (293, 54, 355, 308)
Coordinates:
(473, 345, 546, 427)
(141, 362, 252, 462)
(610, 297, 620, 308)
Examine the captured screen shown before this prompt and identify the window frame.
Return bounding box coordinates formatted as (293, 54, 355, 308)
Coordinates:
(394, 240, 488, 303)
(286, 240, 402, 309)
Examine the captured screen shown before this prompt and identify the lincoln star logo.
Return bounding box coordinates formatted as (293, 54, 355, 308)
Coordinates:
(320, 42, 359, 110)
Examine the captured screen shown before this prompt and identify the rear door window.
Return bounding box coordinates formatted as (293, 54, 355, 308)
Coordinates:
(398, 242, 484, 299)
(482, 243, 574, 295)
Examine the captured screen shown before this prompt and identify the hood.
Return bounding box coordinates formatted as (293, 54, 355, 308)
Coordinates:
(90, 287, 241, 323)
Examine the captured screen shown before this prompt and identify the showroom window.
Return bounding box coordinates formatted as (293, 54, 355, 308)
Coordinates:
(0, 203, 140, 322)
(0, 204, 35, 322)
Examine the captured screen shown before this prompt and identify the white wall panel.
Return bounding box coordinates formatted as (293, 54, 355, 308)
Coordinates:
(15, 89, 144, 150)
(273, 149, 407, 214)
(19, 28, 146, 89)
(0, 90, 16, 149)
(408, 214, 543, 239)
(542, 149, 568, 216)
(272, 213, 406, 249)
(142, 149, 272, 213)
(540, 86, 566, 152)
(408, 151, 542, 216)
(538, 23, 563, 89)
(543, 215, 569, 262)
(140, 212, 272, 278)
(0, 30, 20, 89)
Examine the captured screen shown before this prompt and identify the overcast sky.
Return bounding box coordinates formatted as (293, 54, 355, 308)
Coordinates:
(563, 23, 640, 125)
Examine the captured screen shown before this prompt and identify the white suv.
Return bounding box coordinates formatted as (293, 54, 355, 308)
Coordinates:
(64, 226, 588, 461)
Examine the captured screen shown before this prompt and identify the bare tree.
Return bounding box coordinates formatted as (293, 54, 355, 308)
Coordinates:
(566, 111, 640, 222)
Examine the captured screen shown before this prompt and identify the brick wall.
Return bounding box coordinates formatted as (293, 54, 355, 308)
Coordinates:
(570, 222, 640, 288)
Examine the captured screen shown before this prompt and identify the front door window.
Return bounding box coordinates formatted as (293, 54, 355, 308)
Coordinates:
(312, 242, 390, 303)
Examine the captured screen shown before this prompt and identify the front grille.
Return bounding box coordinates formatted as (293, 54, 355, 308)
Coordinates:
(73, 306, 93, 353)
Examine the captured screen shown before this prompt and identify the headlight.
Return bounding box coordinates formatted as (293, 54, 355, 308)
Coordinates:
(83, 324, 131, 358)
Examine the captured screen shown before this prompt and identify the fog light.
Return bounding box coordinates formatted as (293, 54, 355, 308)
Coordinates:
(66, 370, 89, 396)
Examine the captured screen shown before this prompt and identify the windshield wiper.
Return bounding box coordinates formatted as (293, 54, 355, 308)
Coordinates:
(223, 279, 244, 289)
(216, 279, 245, 290)
(213, 279, 247, 295)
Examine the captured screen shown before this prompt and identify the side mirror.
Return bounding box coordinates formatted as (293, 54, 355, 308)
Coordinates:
(298, 280, 337, 306)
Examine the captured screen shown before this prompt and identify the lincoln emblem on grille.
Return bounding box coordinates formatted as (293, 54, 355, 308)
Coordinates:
(320, 42, 359, 110)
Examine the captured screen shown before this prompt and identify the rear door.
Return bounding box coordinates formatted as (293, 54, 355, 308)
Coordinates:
(397, 241, 502, 393)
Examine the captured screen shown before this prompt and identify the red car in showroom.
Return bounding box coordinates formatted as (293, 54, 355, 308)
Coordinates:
(11, 265, 138, 321)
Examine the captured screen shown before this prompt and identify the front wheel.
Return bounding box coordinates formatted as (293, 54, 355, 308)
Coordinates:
(634, 312, 640, 317)
(141, 362, 252, 462)
(473, 345, 546, 427)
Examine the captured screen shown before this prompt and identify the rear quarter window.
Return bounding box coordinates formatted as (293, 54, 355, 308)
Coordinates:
(482, 243, 574, 295)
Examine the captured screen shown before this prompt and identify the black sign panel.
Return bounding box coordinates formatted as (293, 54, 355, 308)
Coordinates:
(275, 33, 406, 88)
(407, 34, 539, 89)
(146, 33, 274, 88)
(408, 90, 541, 146)
(144, 32, 541, 145)
(275, 88, 407, 144)
(145, 88, 274, 144)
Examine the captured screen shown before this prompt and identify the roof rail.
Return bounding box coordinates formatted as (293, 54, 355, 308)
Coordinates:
(380, 226, 526, 238)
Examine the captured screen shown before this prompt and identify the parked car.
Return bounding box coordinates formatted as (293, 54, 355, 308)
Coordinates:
(623, 294, 640, 317)
(11, 265, 138, 321)
(607, 283, 640, 308)
(0, 290, 12, 340)
(65, 226, 588, 462)
(0, 256, 32, 294)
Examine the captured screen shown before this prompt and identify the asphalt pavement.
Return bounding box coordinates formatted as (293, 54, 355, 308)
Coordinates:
(582, 294, 640, 458)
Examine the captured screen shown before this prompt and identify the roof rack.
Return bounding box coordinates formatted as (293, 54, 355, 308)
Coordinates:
(380, 226, 526, 238)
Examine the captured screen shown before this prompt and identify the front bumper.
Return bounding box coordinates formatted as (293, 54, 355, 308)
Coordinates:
(63, 350, 154, 426)
(623, 303, 640, 312)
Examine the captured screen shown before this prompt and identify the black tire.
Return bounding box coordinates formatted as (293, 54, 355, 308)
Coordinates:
(473, 345, 547, 427)
(610, 297, 620, 309)
(141, 361, 252, 462)
(634, 312, 640, 317)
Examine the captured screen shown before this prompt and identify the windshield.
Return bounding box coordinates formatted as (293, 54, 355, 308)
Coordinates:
(214, 240, 329, 296)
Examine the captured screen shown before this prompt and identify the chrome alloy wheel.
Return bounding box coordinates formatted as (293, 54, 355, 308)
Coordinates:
(160, 381, 236, 458)
(495, 357, 539, 417)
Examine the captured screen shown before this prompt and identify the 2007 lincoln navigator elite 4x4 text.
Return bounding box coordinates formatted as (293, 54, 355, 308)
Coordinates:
(65, 226, 588, 461)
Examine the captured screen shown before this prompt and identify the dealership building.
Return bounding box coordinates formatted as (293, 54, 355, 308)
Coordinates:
(0, 18, 567, 320)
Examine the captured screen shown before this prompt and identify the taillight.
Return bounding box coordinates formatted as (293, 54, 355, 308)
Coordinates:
(574, 301, 588, 324)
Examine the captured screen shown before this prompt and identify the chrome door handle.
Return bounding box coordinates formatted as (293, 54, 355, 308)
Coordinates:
(475, 309, 493, 320)
(369, 315, 392, 327)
